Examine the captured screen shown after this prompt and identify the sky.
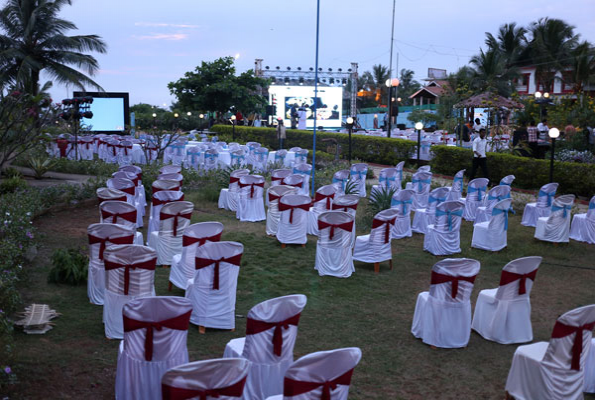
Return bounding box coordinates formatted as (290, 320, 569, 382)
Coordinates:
(43, 0, 595, 108)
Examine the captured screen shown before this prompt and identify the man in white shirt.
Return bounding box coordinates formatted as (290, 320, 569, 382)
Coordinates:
(469, 128, 488, 180)
(473, 118, 483, 133)
(537, 118, 549, 140)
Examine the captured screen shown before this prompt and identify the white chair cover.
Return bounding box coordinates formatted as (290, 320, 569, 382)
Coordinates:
(271, 169, 293, 187)
(505, 305, 595, 400)
(447, 169, 466, 201)
(472, 199, 512, 251)
(169, 222, 224, 290)
(569, 195, 595, 244)
(230, 149, 247, 168)
(277, 195, 311, 245)
(253, 147, 270, 172)
(157, 173, 184, 186)
(107, 177, 144, 228)
(184, 145, 202, 170)
(103, 244, 156, 339)
(331, 194, 359, 246)
(307, 185, 336, 236)
(97, 187, 128, 204)
(115, 296, 192, 400)
(237, 175, 266, 222)
(282, 174, 305, 196)
(118, 140, 134, 166)
(293, 149, 308, 166)
(161, 358, 250, 400)
(114, 169, 146, 213)
(265, 347, 362, 400)
(586, 339, 595, 393)
(266, 186, 299, 236)
(353, 208, 398, 271)
(472, 256, 542, 344)
(389, 189, 415, 239)
(148, 201, 194, 265)
(87, 223, 135, 306)
(535, 194, 575, 243)
(160, 165, 182, 174)
(475, 185, 511, 225)
(412, 187, 450, 234)
(204, 149, 220, 171)
(500, 174, 516, 186)
(462, 178, 489, 221)
(370, 167, 400, 198)
(185, 241, 243, 330)
(292, 163, 312, 196)
(99, 200, 143, 245)
(423, 200, 465, 255)
(152, 179, 182, 194)
(410, 171, 432, 210)
(219, 169, 250, 211)
(349, 163, 368, 197)
(394, 160, 405, 188)
(411, 258, 481, 348)
(148, 190, 185, 240)
(331, 170, 350, 196)
(78, 136, 94, 160)
(521, 182, 559, 227)
(223, 294, 308, 400)
(314, 211, 355, 278)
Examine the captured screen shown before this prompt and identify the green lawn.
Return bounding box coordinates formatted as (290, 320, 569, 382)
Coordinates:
(6, 193, 595, 399)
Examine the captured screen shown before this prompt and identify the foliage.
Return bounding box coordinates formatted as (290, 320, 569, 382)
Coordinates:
(360, 64, 390, 106)
(343, 179, 359, 196)
(407, 109, 441, 126)
(168, 57, 269, 114)
(554, 149, 595, 164)
(0, 175, 27, 194)
(28, 154, 56, 179)
(368, 185, 397, 216)
(130, 103, 207, 132)
(0, 0, 107, 95)
(47, 248, 88, 285)
(397, 69, 421, 106)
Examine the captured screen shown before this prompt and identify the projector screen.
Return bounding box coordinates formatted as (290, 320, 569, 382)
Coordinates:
(73, 92, 129, 133)
(268, 85, 343, 128)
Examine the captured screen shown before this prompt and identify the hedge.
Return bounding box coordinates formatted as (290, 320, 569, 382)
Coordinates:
(210, 125, 417, 166)
(430, 146, 595, 198)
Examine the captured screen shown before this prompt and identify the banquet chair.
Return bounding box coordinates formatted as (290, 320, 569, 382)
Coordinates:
(246, 142, 261, 165)
(97, 187, 127, 204)
(412, 187, 449, 234)
(103, 244, 156, 339)
(271, 169, 292, 187)
(292, 163, 312, 196)
(410, 170, 433, 210)
(462, 178, 489, 221)
(370, 167, 401, 198)
(472, 199, 512, 251)
(230, 149, 247, 167)
(105, 138, 120, 163)
(586, 343, 595, 393)
(307, 184, 336, 236)
(152, 179, 181, 195)
(331, 194, 360, 246)
(277, 194, 311, 247)
(157, 173, 184, 187)
(164, 141, 186, 166)
(117, 140, 134, 166)
(253, 147, 270, 172)
(265, 347, 362, 400)
(160, 165, 182, 175)
(218, 168, 249, 211)
(184, 145, 202, 170)
(107, 177, 143, 228)
(223, 294, 307, 400)
(142, 142, 159, 164)
(475, 185, 511, 225)
(147, 190, 185, 239)
(281, 174, 305, 194)
(169, 222, 223, 291)
(535, 194, 575, 243)
(424, 200, 465, 255)
(446, 169, 466, 201)
(471, 256, 542, 344)
(115, 296, 192, 400)
(389, 189, 415, 239)
(185, 241, 243, 332)
(87, 223, 135, 306)
(274, 149, 288, 166)
(417, 165, 431, 173)
(293, 149, 308, 166)
(353, 208, 398, 274)
(237, 175, 266, 222)
(113, 170, 146, 215)
(500, 174, 516, 186)
(289, 146, 302, 153)
(521, 182, 559, 227)
(331, 170, 350, 196)
(315, 211, 355, 278)
(148, 201, 194, 266)
(411, 258, 481, 348)
(119, 164, 142, 178)
(78, 136, 94, 160)
(349, 163, 368, 197)
(161, 358, 250, 400)
(266, 185, 299, 236)
(99, 200, 143, 244)
(394, 160, 405, 187)
(505, 305, 595, 400)
(570, 195, 595, 244)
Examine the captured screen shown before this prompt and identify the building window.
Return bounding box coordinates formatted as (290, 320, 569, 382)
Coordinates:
(516, 73, 530, 94)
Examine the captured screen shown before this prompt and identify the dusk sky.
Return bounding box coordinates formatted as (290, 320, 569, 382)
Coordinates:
(44, 0, 595, 108)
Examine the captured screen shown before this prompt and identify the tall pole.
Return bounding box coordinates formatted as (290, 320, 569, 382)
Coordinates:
(387, 0, 396, 112)
(417, 128, 422, 167)
(387, 85, 393, 138)
(311, 0, 320, 196)
(349, 125, 353, 162)
(550, 137, 556, 183)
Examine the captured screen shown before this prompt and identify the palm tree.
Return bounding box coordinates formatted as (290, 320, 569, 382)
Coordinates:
(0, 0, 107, 95)
(360, 64, 390, 105)
(485, 23, 527, 69)
(568, 41, 595, 94)
(469, 48, 515, 96)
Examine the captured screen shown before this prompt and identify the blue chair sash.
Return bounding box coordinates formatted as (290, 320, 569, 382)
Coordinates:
(492, 207, 511, 230)
(293, 167, 310, 176)
(468, 186, 486, 200)
(538, 189, 556, 207)
(170, 144, 185, 156)
(552, 204, 572, 218)
(435, 208, 463, 231)
(589, 202, 595, 210)
(295, 153, 307, 163)
(187, 151, 201, 164)
(204, 153, 218, 161)
(429, 196, 447, 204)
(392, 199, 412, 215)
(275, 153, 286, 162)
(332, 177, 347, 191)
(412, 178, 431, 192)
(379, 176, 396, 187)
(350, 170, 366, 180)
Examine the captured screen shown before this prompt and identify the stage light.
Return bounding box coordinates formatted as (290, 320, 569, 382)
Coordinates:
(338, 68, 342, 72)
(297, 67, 302, 71)
(328, 68, 332, 72)
(287, 66, 291, 70)
(235, 53, 240, 59)
(187, 112, 192, 116)
(265, 66, 270, 69)
(309, 67, 314, 71)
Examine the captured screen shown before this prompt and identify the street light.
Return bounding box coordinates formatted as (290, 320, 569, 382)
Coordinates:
(415, 121, 424, 166)
(199, 113, 205, 133)
(548, 127, 560, 183)
(346, 117, 354, 162)
(385, 78, 400, 138)
(152, 113, 157, 129)
(186, 111, 192, 116)
(535, 91, 551, 120)
(534, 91, 542, 99)
(230, 114, 237, 140)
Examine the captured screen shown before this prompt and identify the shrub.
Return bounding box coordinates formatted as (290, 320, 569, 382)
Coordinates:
(0, 176, 28, 194)
(368, 185, 397, 216)
(28, 155, 56, 179)
(47, 248, 88, 285)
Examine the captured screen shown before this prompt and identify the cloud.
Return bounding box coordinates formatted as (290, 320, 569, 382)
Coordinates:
(133, 33, 189, 41)
(135, 22, 199, 29)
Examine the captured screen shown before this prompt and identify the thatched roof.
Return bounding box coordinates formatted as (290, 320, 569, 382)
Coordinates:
(454, 92, 524, 109)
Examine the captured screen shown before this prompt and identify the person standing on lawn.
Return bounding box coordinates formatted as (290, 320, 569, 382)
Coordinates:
(276, 119, 286, 149)
(469, 128, 488, 180)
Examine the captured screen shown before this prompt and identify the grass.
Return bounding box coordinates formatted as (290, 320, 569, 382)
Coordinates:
(5, 192, 595, 399)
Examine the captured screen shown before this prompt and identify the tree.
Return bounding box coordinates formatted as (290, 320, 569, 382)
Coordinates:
(0, 0, 107, 95)
(360, 64, 390, 105)
(485, 23, 527, 69)
(568, 41, 595, 94)
(168, 56, 269, 115)
(396, 68, 421, 106)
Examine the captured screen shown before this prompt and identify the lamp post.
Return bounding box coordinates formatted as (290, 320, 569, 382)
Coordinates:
(199, 113, 204, 134)
(385, 78, 400, 138)
(415, 121, 424, 167)
(548, 127, 559, 182)
(346, 117, 354, 162)
(173, 112, 179, 131)
(534, 91, 550, 120)
(152, 112, 157, 129)
(230, 115, 236, 141)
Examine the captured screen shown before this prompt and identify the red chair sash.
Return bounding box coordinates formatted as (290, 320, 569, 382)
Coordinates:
(115, 185, 135, 196)
(239, 181, 264, 198)
(278, 202, 311, 223)
(152, 194, 184, 207)
(87, 234, 134, 260)
(551, 320, 595, 371)
(104, 258, 156, 295)
(78, 140, 91, 149)
(268, 192, 283, 203)
(101, 209, 137, 225)
(98, 194, 127, 203)
(117, 144, 131, 155)
(153, 185, 182, 194)
(283, 368, 354, 400)
(160, 211, 193, 236)
(317, 220, 354, 240)
(431, 271, 477, 299)
(331, 203, 358, 212)
(499, 269, 538, 295)
(246, 313, 301, 357)
(271, 175, 285, 182)
(57, 139, 69, 157)
(183, 232, 222, 247)
(195, 253, 242, 290)
(315, 192, 335, 210)
(161, 376, 247, 400)
(282, 179, 303, 188)
(372, 217, 396, 244)
(123, 310, 191, 361)
(230, 176, 241, 185)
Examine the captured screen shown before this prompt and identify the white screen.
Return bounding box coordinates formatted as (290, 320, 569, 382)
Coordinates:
(82, 98, 125, 131)
(268, 85, 343, 128)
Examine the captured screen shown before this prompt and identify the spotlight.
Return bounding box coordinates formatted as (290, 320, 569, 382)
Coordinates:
(318, 67, 322, 71)
(287, 66, 291, 70)
(338, 68, 342, 72)
(328, 68, 332, 72)
(265, 66, 270, 69)
(348, 68, 352, 72)
(276, 66, 280, 70)
(309, 67, 314, 71)
(329, 78, 335, 84)
(297, 67, 302, 71)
